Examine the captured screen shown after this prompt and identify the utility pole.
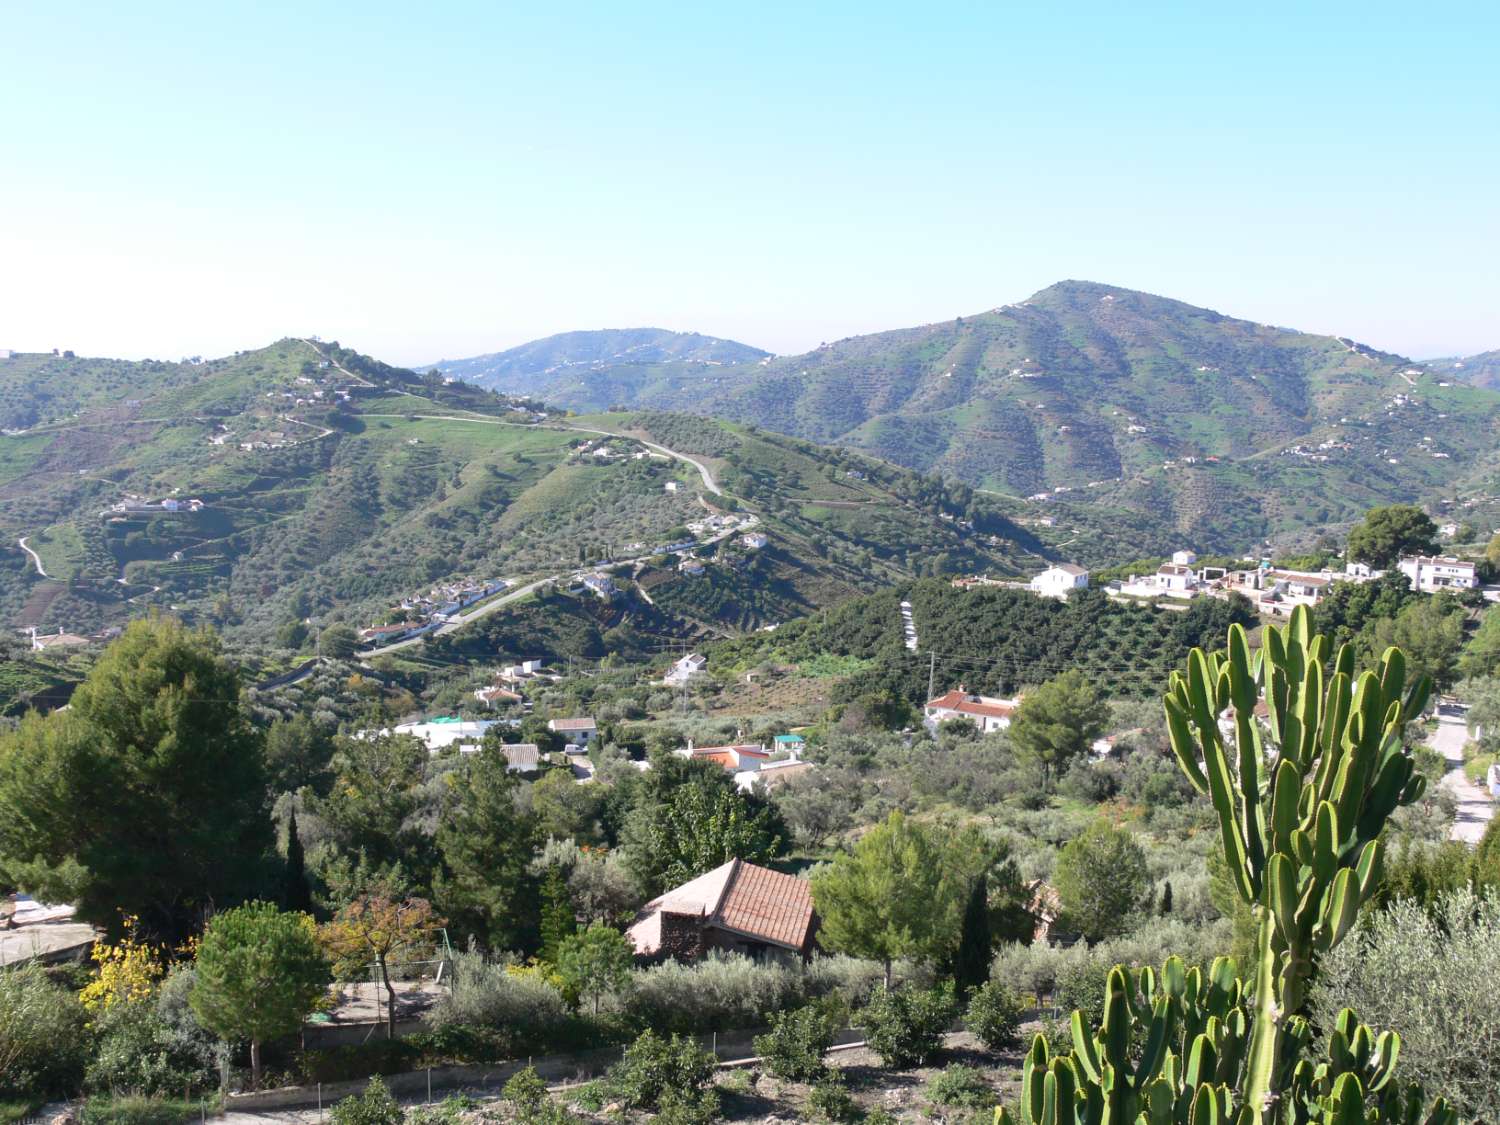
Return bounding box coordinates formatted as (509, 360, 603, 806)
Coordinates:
(927, 652, 936, 703)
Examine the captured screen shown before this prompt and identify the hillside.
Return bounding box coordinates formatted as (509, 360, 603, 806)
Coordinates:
(422, 327, 769, 402)
(0, 342, 1044, 653)
(473, 282, 1500, 554)
(1425, 350, 1500, 390)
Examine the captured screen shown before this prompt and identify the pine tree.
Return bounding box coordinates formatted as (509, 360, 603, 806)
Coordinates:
(283, 807, 313, 914)
(954, 870, 992, 997)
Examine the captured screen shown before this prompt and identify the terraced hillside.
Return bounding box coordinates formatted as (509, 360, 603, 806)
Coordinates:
(432, 282, 1500, 553)
(0, 342, 1043, 650)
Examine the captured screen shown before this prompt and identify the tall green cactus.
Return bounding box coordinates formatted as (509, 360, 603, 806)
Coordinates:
(994, 606, 1456, 1125)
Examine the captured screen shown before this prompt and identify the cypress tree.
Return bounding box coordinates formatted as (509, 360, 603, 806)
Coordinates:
(283, 807, 312, 914)
(539, 867, 577, 963)
(954, 871, 992, 997)
(1159, 880, 1173, 916)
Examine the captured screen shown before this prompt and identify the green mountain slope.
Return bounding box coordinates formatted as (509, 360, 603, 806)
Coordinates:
(475, 282, 1500, 553)
(0, 342, 1043, 650)
(1424, 350, 1500, 390)
(422, 327, 769, 402)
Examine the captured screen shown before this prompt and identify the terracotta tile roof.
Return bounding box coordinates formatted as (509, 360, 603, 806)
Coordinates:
(715, 861, 815, 950)
(925, 690, 1019, 720)
(548, 717, 597, 732)
(627, 859, 815, 955)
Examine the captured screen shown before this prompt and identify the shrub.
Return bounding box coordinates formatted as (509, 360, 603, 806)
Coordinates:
(502, 1067, 548, 1114)
(85, 1000, 219, 1096)
(621, 952, 880, 1034)
(426, 951, 572, 1050)
(806, 1073, 859, 1123)
(925, 1063, 993, 1109)
(859, 983, 957, 1068)
(964, 980, 1023, 1051)
(0, 961, 91, 1099)
(753, 998, 842, 1081)
(329, 1078, 401, 1125)
(1312, 887, 1500, 1122)
(607, 1029, 717, 1113)
(78, 1097, 208, 1125)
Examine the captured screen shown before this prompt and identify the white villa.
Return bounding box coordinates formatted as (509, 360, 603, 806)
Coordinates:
(664, 653, 708, 686)
(1398, 555, 1478, 593)
(1030, 563, 1089, 599)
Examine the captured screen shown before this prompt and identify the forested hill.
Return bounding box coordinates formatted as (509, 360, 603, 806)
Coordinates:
(421, 327, 769, 397)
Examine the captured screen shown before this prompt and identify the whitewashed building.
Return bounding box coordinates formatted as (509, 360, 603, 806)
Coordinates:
(1398, 555, 1478, 593)
(1030, 563, 1089, 599)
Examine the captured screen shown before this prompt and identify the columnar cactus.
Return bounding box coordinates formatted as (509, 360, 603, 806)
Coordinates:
(995, 606, 1457, 1125)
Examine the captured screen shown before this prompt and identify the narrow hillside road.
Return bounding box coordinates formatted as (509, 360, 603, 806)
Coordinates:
(362, 576, 553, 657)
(1431, 716, 1494, 844)
(17, 536, 48, 578)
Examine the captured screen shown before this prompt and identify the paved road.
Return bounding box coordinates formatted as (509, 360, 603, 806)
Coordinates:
(16, 535, 48, 578)
(1431, 716, 1494, 844)
(363, 577, 552, 657)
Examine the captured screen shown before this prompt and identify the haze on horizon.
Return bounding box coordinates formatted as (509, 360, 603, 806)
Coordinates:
(2, 2, 1496, 368)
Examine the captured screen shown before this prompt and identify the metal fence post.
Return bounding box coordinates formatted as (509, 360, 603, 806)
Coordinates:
(317, 1082, 323, 1123)
(427, 1067, 432, 1104)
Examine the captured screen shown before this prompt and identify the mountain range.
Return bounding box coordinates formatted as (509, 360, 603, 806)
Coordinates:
(427, 282, 1500, 552)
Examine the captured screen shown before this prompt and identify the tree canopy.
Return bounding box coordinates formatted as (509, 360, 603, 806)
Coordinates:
(1008, 669, 1109, 792)
(190, 901, 328, 1087)
(0, 618, 272, 942)
(1346, 504, 1438, 567)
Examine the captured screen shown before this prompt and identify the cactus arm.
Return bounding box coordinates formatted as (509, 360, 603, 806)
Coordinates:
(1242, 914, 1281, 1125)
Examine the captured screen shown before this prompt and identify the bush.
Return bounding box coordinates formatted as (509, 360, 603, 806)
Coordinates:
(753, 998, 842, 1081)
(607, 1029, 717, 1113)
(0, 961, 91, 1099)
(427, 952, 574, 1050)
(964, 980, 1023, 1051)
(806, 1073, 858, 1123)
(1312, 887, 1500, 1122)
(622, 952, 881, 1034)
(925, 1063, 993, 1109)
(78, 1097, 210, 1125)
(502, 1067, 548, 1114)
(86, 968, 222, 1097)
(329, 1079, 401, 1125)
(859, 983, 957, 1068)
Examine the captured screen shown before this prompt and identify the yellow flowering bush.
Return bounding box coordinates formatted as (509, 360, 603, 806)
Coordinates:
(79, 914, 164, 1013)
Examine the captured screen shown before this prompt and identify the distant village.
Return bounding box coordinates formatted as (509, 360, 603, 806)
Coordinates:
(956, 549, 1488, 617)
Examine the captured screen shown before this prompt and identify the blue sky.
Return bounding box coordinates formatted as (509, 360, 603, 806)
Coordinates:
(2, 1, 1496, 364)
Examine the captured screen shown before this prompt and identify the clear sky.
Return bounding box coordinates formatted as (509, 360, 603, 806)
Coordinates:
(3, 1, 1497, 366)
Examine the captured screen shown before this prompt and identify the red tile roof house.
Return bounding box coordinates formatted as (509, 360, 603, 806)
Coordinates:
(923, 688, 1022, 733)
(626, 859, 818, 964)
(673, 741, 770, 772)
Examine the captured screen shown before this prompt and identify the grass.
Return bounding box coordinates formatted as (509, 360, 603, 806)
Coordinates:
(79, 1096, 218, 1125)
(0, 1099, 43, 1125)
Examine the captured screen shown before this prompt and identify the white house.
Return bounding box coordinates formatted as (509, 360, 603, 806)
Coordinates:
(1030, 564, 1089, 598)
(367, 718, 500, 754)
(1155, 564, 1197, 593)
(1171, 550, 1198, 567)
(1344, 561, 1383, 580)
(1398, 555, 1478, 593)
(548, 717, 598, 745)
(664, 653, 708, 686)
(923, 689, 1022, 734)
(741, 532, 769, 550)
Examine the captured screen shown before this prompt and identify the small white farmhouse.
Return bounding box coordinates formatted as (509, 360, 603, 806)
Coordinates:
(1030, 563, 1089, 599)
